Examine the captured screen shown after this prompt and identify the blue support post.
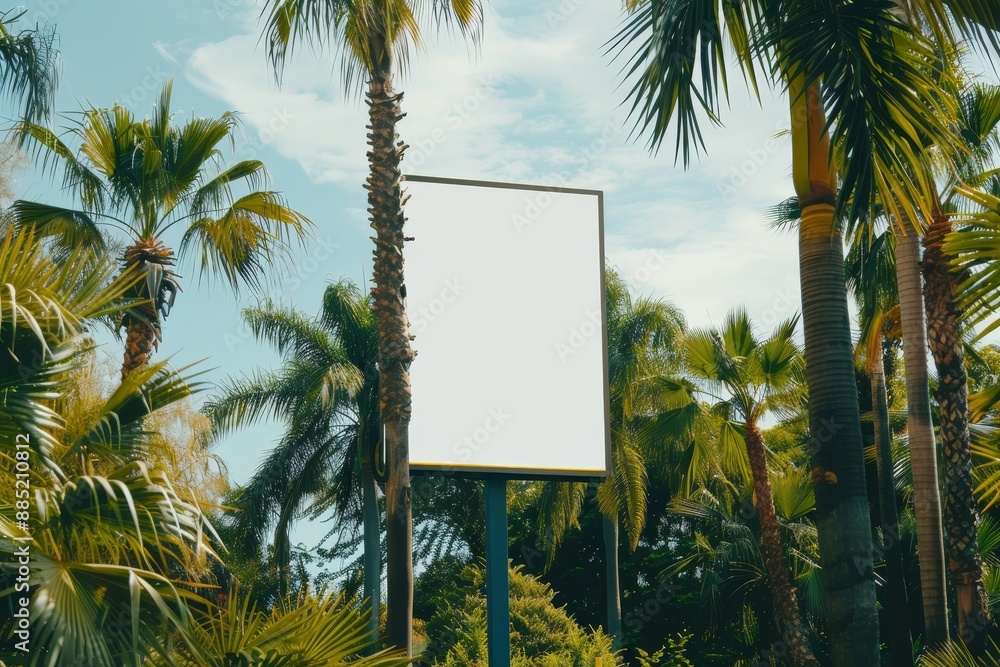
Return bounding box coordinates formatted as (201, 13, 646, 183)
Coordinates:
(485, 476, 510, 667)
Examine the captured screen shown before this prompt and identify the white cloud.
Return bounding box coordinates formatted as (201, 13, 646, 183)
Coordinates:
(184, 0, 809, 334)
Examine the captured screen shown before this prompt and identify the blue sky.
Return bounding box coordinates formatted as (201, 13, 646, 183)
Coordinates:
(18, 0, 998, 552)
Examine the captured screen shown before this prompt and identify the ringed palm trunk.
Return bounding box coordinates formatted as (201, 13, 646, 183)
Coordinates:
(923, 212, 987, 647)
(367, 68, 415, 655)
(745, 421, 820, 667)
(791, 77, 879, 666)
(603, 514, 622, 650)
(363, 471, 382, 644)
(869, 338, 914, 667)
(895, 226, 949, 644)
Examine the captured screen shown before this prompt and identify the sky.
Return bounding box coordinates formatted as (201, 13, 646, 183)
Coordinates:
(16, 0, 998, 553)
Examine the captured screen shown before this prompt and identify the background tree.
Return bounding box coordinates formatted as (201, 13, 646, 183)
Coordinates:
(204, 280, 380, 618)
(259, 1, 482, 651)
(920, 80, 1000, 642)
(610, 1, 978, 661)
(845, 228, 914, 665)
(11, 81, 311, 379)
(681, 309, 819, 666)
(0, 9, 58, 125)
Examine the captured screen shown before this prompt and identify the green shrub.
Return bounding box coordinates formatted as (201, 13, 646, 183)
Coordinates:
(422, 562, 621, 666)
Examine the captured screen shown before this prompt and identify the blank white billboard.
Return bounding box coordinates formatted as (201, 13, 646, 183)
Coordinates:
(403, 175, 610, 478)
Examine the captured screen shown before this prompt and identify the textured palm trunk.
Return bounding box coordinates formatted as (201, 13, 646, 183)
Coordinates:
(745, 422, 820, 667)
(363, 471, 382, 644)
(121, 318, 157, 379)
(367, 70, 415, 655)
(869, 342, 914, 666)
(922, 213, 987, 648)
(792, 79, 879, 666)
(119, 240, 173, 380)
(895, 228, 950, 644)
(603, 514, 622, 650)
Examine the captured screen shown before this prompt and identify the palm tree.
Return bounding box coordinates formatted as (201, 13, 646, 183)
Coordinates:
(610, 2, 983, 662)
(894, 212, 951, 643)
(919, 81, 1000, 643)
(0, 227, 137, 465)
(663, 467, 824, 666)
(680, 309, 819, 666)
(259, 0, 482, 652)
(204, 280, 382, 632)
(845, 230, 914, 666)
(598, 269, 684, 647)
(156, 586, 413, 667)
(0, 9, 59, 124)
(11, 81, 311, 380)
(0, 228, 221, 666)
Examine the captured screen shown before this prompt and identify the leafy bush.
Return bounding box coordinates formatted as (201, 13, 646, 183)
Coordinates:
(421, 562, 621, 666)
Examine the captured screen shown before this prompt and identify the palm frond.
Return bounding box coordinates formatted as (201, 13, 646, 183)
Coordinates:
(179, 191, 311, 292)
(0, 10, 59, 124)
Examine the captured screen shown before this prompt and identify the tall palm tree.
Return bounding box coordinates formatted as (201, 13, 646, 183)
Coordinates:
(0, 9, 59, 124)
(598, 269, 684, 647)
(919, 81, 1000, 643)
(681, 309, 819, 667)
(845, 230, 914, 666)
(259, 0, 482, 652)
(204, 280, 382, 631)
(844, 229, 913, 667)
(610, 2, 982, 662)
(11, 81, 311, 379)
(894, 213, 951, 643)
(772, 196, 917, 659)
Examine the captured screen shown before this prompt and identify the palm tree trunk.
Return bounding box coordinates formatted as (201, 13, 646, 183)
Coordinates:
(792, 78, 879, 666)
(745, 421, 820, 667)
(367, 70, 415, 655)
(870, 340, 914, 666)
(894, 227, 950, 644)
(121, 318, 157, 379)
(363, 471, 382, 644)
(120, 239, 173, 380)
(923, 213, 987, 647)
(603, 514, 622, 650)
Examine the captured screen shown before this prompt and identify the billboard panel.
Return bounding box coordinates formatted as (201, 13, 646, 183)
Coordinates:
(403, 175, 609, 478)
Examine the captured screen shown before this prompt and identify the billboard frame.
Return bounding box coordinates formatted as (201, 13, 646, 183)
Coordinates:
(402, 174, 612, 482)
